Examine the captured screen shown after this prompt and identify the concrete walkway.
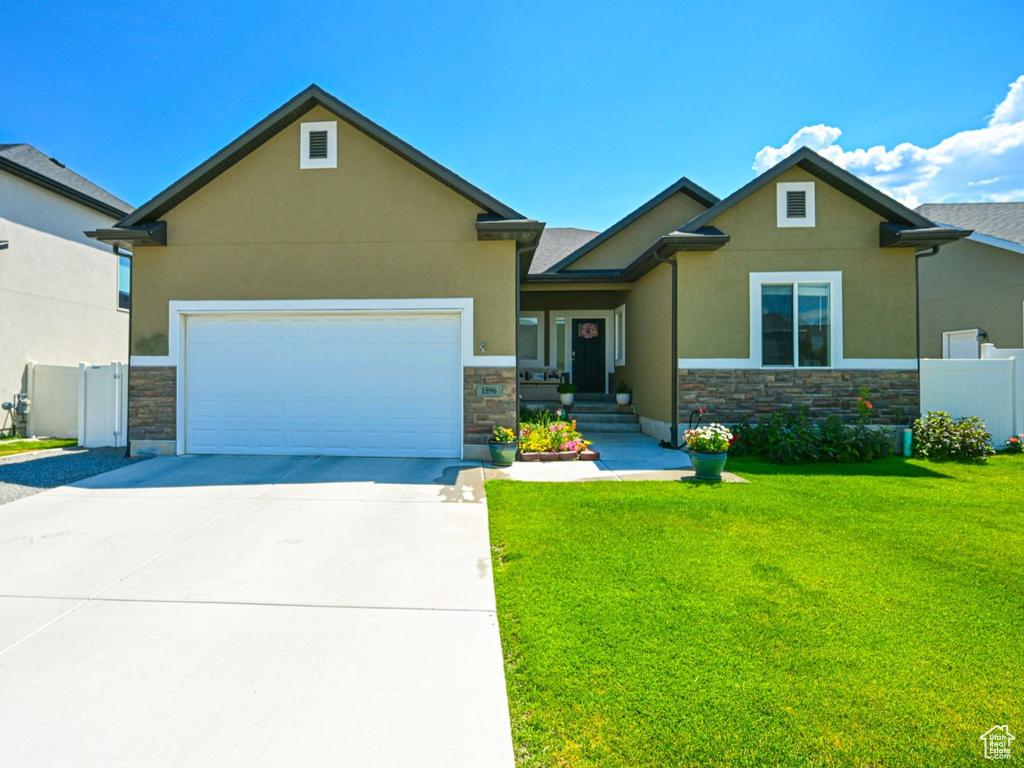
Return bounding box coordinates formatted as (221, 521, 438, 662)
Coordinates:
(485, 433, 746, 483)
(0, 456, 512, 767)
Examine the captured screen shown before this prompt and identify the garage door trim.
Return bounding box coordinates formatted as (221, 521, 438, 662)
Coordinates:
(158, 298, 511, 458)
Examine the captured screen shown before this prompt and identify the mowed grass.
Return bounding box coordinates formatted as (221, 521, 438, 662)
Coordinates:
(487, 456, 1023, 767)
(0, 438, 76, 456)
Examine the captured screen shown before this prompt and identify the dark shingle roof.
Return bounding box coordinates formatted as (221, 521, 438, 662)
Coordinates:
(530, 227, 599, 274)
(0, 144, 132, 218)
(915, 203, 1024, 246)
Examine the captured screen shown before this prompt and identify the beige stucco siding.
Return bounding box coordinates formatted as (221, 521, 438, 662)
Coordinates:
(677, 167, 918, 361)
(616, 266, 671, 424)
(919, 238, 1024, 357)
(131, 105, 516, 355)
(0, 172, 128, 404)
(566, 192, 709, 271)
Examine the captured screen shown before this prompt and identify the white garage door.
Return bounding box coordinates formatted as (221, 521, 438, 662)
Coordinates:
(184, 313, 462, 458)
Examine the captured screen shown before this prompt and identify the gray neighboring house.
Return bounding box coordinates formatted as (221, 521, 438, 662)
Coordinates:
(0, 144, 132, 430)
(916, 203, 1024, 358)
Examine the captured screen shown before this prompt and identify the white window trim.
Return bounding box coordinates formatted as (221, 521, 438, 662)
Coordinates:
(777, 181, 816, 227)
(300, 121, 338, 169)
(548, 309, 616, 392)
(518, 311, 545, 368)
(751, 271, 841, 368)
(613, 304, 626, 366)
(942, 328, 981, 359)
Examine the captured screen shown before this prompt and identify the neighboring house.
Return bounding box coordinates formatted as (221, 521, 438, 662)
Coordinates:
(89, 85, 967, 459)
(915, 203, 1024, 358)
(0, 144, 132, 431)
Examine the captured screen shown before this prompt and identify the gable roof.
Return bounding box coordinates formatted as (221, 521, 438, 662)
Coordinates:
(0, 144, 132, 218)
(120, 84, 526, 228)
(680, 146, 934, 233)
(915, 203, 1024, 245)
(543, 176, 720, 273)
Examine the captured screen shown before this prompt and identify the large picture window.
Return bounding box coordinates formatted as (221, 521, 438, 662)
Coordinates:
(757, 276, 835, 367)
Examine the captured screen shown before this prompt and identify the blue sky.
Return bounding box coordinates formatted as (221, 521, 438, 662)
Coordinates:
(4, 1, 1022, 229)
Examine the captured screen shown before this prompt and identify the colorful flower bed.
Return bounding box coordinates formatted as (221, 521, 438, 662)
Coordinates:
(517, 409, 592, 460)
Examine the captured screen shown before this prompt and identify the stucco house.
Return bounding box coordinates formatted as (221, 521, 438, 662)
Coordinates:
(88, 85, 969, 459)
(0, 144, 132, 432)
(915, 203, 1024, 359)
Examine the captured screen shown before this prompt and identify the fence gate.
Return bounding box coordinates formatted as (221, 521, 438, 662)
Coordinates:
(78, 362, 128, 448)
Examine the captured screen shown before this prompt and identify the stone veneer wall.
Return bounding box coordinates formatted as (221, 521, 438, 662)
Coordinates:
(678, 368, 919, 425)
(128, 366, 177, 442)
(463, 367, 518, 447)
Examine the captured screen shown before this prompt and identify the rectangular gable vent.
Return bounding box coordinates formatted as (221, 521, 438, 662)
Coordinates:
(308, 131, 329, 160)
(786, 190, 807, 218)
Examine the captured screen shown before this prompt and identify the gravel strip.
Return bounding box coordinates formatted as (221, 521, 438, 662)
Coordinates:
(0, 447, 148, 506)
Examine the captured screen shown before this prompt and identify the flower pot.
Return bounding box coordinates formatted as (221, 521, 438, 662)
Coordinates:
(690, 452, 728, 480)
(558, 450, 578, 461)
(488, 441, 518, 466)
(559, 393, 575, 406)
(518, 451, 540, 462)
(539, 452, 559, 462)
(615, 393, 631, 406)
(580, 449, 600, 461)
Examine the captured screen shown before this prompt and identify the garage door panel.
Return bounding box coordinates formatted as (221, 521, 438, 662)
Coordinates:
(184, 313, 462, 458)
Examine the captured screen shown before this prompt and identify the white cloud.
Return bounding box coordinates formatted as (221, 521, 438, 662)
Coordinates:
(753, 75, 1024, 207)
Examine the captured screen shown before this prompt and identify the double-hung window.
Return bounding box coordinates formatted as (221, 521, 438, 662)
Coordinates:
(754, 272, 840, 367)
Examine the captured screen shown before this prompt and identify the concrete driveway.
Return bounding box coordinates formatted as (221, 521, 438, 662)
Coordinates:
(0, 456, 513, 767)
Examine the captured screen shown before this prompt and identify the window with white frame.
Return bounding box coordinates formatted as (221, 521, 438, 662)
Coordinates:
(518, 311, 545, 367)
(753, 272, 840, 367)
(777, 181, 815, 227)
(613, 304, 626, 365)
(300, 121, 338, 169)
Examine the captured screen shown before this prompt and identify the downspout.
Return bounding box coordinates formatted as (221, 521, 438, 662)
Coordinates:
(653, 245, 680, 448)
(515, 244, 523, 424)
(114, 245, 133, 458)
(913, 245, 940, 421)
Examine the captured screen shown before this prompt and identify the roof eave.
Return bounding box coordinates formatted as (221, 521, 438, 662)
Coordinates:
(680, 147, 934, 233)
(618, 230, 730, 282)
(544, 176, 721, 273)
(85, 221, 167, 249)
(879, 222, 973, 251)
(121, 85, 525, 227)
(0, 156, 131, 219)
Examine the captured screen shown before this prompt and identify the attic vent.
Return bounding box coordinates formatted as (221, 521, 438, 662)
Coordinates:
(299, 121, 338, 169)
(786, 190, 807, 218)
(308, 131, 329, 159)
(777, 182, 815, 227)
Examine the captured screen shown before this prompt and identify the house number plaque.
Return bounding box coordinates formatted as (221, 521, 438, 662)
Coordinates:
(476, 384, 503, 397)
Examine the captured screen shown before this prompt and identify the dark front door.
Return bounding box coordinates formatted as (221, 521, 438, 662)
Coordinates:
(571, 318, 606, 393)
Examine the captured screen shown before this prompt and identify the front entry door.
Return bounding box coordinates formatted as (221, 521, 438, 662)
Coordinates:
(571, 318, 606, 393)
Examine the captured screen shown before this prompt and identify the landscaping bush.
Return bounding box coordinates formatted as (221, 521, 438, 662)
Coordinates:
(1003, 434, 1023, 454)
(733, 406, 893, 464)
(911, 411, 995, 463)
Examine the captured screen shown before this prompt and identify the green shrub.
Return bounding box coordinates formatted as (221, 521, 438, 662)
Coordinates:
(733, 406, 893, 464)
(911, 411, 995, 463)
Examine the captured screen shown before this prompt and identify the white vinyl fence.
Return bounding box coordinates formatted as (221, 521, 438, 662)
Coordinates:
(919, 344, 1024, 443)
(26, 361, 128, 447)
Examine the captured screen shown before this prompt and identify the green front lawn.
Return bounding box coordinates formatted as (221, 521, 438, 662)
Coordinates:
(487, 456, 1023, 767)
(0, 438, 77, 456)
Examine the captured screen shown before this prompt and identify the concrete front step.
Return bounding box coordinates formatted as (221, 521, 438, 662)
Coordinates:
(568, 412, 638, 423)
(575, 421, 642, 433)
(521, 401, 631, 414)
